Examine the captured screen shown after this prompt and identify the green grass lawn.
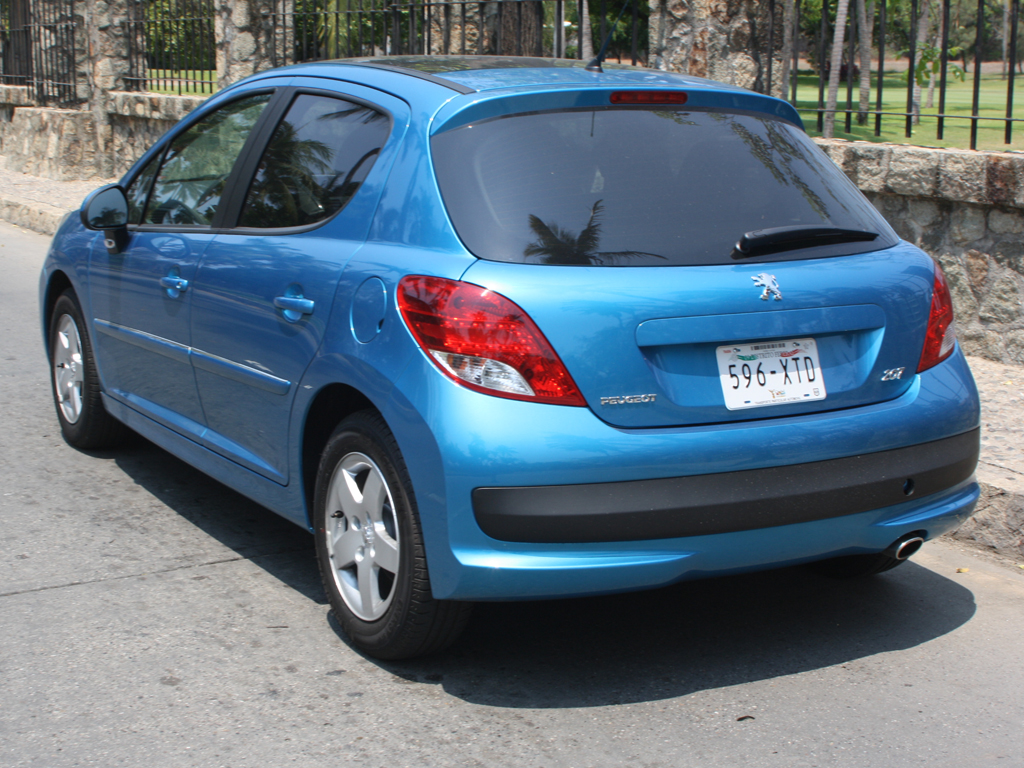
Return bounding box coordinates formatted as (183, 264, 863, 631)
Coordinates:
(793, 69, 1024, 152)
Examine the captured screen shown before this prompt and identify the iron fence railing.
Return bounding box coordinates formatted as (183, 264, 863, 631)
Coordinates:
(0, 0, 79, 106)
(118, 0, 647, 95)
(268, 0, 647, 64)
(4, 0, 1016, 152)
(784, 0, 1021, 150)
(124, 0, 217, 95)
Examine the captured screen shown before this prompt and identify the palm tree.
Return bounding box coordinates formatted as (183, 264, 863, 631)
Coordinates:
(823, 0, 851, 138)
(856, 0, 875, 125)
(780, 0, 796, 101)
(580, 0, 594, 59)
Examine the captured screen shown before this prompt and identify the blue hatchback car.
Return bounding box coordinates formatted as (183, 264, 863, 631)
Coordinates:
(41, 56, 980, 659)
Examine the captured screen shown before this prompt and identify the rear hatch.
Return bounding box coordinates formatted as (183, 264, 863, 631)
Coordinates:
(461, 250, 933, 428)
(434, 96, 935, 428)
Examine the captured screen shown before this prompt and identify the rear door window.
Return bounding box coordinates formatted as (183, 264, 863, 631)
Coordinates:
(432, 108, 897, 266)
(237, 94, 391, 229)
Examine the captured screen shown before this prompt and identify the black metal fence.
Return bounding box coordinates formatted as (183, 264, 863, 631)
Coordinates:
(0, 0, 79, 106)
(118, 0, 647, 95)
(271, 0, 646, 61)
(786, 0, 1021, 150)
(124, 0, 217, 95)
(4, 0, 1016, 152)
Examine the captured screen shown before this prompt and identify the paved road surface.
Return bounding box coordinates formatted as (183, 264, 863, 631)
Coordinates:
(3, 223, 1023, 768)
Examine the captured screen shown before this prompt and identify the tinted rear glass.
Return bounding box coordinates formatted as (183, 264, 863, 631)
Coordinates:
(432, 108, 897, 266)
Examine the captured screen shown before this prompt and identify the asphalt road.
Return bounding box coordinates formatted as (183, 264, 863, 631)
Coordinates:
(3, 222, 1024, 768)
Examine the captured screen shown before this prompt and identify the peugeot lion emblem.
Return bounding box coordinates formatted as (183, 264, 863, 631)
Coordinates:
(752, 273, 782, 301)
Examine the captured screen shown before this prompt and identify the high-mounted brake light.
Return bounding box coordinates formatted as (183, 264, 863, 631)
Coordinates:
(610, 91, 688, 105)
(397, 276, 586, 406)
(917, 263, 957, 373)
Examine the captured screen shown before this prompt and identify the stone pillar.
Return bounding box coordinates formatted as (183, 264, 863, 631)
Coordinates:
(83, 0, 134, 177)
(216, 0, 288, 89)
(649, 0, 785, 96)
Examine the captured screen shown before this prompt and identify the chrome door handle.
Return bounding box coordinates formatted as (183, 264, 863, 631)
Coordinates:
(274, 296, 314, 314)
(274, 296, 314, 322)
(159, 276, 189, 292)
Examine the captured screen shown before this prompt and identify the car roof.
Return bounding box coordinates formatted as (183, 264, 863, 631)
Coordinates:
(340, 55, 748, 93)
(231, 56, 803, 132)
(261, 55, 750, 95)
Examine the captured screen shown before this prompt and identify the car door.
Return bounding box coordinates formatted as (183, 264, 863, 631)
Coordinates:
(88, 91, 277, 438)
(189, 83, 406, 484)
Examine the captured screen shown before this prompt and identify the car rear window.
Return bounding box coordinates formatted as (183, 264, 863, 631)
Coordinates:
(431, 108, 897, 266)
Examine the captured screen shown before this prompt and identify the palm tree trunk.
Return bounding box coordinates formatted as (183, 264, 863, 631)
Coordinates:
(913, 0, 931, 124)
(824, 0, 852, 138)
(580, 0, 594, 60)
(857, 0, 874, 124)
(780, 0, 796, 101)
(1003, 0, 1010, 78)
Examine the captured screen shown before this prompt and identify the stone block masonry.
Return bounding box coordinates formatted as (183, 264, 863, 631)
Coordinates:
(2, 108, 102, 181)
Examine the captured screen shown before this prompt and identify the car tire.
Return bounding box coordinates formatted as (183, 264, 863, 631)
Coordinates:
(314, 410, 472, 659)
(49, 290, 128, 450)
(807, 552, 907, 579)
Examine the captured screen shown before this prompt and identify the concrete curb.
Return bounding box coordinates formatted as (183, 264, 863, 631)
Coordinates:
(0, 162, 113, 237)
(0, 191, 71, 235)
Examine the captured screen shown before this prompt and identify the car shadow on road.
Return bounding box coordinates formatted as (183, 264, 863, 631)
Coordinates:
(108, 431, 322, 604)
(380, 559, 976, 709)
(105, 434, 976, 710)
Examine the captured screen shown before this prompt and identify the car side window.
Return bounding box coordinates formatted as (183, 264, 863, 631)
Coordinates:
(237, 94, 390, 229)
(143, 93, 272, 227)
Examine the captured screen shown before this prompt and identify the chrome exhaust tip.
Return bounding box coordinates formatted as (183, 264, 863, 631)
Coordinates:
(886, 535, 925, 561)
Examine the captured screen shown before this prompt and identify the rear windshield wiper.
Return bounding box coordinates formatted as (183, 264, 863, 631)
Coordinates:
(733, 225, 878, 259)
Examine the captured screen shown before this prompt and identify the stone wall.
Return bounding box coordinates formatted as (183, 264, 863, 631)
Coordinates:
(816, 140, 1024, 366)
(2, 107, 101, 180)
(0, 87, 204, 179)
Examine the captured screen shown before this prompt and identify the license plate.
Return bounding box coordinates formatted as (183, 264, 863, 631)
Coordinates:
(716, 338, 826, 411)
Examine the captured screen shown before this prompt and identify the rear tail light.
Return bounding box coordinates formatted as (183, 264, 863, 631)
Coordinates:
(397, 276, 586, 406)
(917, 262, 957, 373)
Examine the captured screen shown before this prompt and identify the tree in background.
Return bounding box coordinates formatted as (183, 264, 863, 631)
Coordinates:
(824, 0, 851, 137)
(580, 0, 594, 59)
(780, 0, 796, 100)
(856, 0, 876, 124)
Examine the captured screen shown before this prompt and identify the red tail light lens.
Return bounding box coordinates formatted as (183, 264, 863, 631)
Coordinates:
(397, 276, 586, 406)
(917, 263, 957, 373)
(610, 91, 688, 105)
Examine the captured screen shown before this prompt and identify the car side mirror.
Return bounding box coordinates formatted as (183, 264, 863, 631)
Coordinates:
(81, 184, 130, 254)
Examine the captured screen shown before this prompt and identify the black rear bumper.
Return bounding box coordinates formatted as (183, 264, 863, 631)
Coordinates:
(472, 429, 980, 543)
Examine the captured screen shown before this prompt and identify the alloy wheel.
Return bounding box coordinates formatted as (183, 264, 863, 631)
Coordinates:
(53, 314, 85, 424)
(324, 452, 401, 621)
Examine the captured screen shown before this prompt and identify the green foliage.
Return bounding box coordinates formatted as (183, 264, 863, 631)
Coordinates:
(563, 0, 649, 61)
(908, 41, 966, 86)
